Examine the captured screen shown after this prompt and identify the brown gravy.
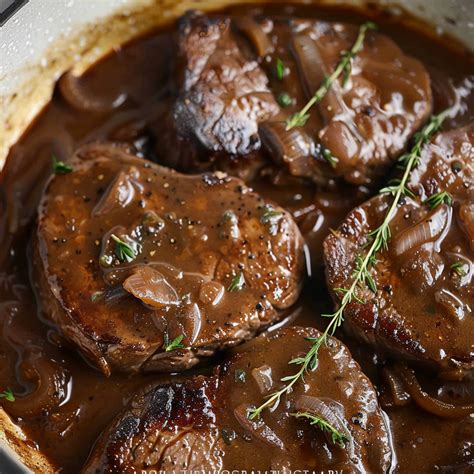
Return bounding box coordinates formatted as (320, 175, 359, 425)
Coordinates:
(1, 3, 473, 472)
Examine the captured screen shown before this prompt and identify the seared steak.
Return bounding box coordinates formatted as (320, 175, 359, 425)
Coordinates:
(324, 126, 474, 378)
(163, 11, 431, 187)
(83, 327, 394, 473)
(32, 143, 304, 375)
(173, 10, 279, 157)
(256, 17, 432, 186)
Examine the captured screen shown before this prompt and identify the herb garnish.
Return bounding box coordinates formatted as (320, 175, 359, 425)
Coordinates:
(277, 92, 292, 108)
(0, 388, 15, 402)
(260, 206, 283, 236)
(248, 107, 453, 422)
(235, 369, 247, 384)
(163, 334, 184, 352)
(228, 272, 245, 292)
(451, 261, 467, 277)
(111, 234, 136, 263)
(286, 21, 376, 130)
(322, 148, 338, 168)
(424, 191, 453, 209)
(91, 291, 104, 302)
(276, 58, 285, 80)
(291, 412, 348, 448)
(52, 156, 73, 175)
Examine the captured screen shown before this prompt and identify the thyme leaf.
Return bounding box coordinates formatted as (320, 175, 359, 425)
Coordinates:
(111, 234, 136, 263)
(276, 58, 285, 80)
(277, 92, 292, 108)
(52, 156, 73, 175)
(0, 388, 15, 402)
(291, 412, 348, 448)
(424, 191, 453, 209)
(286, 21, 377, 130)
(228, 272, 245, 292)
(163, 334, 184, 352)
(451, 261, 467, 277)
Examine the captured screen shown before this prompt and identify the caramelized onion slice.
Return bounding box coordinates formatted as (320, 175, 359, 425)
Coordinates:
(251, 365, 273, 394)
(393, 204, 452, 256)
(5, 350, 70, 419)
(123, 266, 180, 308)
(58, 72, 126, 113)
(396, 364, 474, 419)
(382, 367, 411, 406)
(294, 395, 354, 453)
(93, 168, 140, 217)
(234, 403, 285, 450)
(291, 33, 326, 98)
(291, 32, 345, 118)
(260, 121, 314, 177)
(434, 289, 466, 321)
(235, 17, 273, 57)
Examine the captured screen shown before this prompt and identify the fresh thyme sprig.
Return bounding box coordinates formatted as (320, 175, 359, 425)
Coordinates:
(111, 234, 136, 263)
(424, 190, 452, 209)
(286, 21, 376, 130)
(0, 388, 15, 402)
(248, 107, 453, 422)
(163, 334, 184, 352)
(291, 412, 348, 448)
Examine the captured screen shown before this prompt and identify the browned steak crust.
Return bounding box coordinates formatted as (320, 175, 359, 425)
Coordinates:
(83, 327, 393, 473)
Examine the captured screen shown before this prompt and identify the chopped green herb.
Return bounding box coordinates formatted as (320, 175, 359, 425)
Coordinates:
(260, 206, 283, 236)
(234, 369, 247, 384)
(228, 272, 245, 292)
(322, 148, 338, 168)
(111, 234, 136, 263)
(91, 291, 104, 302)
(163, 334, 185, 352)
(424, 191, 452, 209)
(52, 156, 73, 175)
(451, 261, 467, 277)
(277, 92, 292, 108)
(0, 388, 15, 402)
(221, 428, 237, 445)
(291, 412, 348, 448)
(275, 58, 285, 80)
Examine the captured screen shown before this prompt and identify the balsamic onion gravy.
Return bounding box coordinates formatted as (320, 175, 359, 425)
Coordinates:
(1, 3, 473, 472)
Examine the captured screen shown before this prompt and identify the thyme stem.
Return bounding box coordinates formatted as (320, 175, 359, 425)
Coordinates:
(286, 21, 376, 130)
(291, 412, 348, 448)
(249, 107, 453, 422)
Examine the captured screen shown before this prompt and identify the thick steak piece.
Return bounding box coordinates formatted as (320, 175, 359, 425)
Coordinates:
(32, 143, 304, 375)
(173, 10, 279, 157)
(324, 126, 474, 378)
(256, 17, 432, 185)
(83, 327, 394, 473)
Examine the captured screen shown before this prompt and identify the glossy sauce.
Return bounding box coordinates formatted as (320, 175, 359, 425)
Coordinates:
(0, 3, 473, 472)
